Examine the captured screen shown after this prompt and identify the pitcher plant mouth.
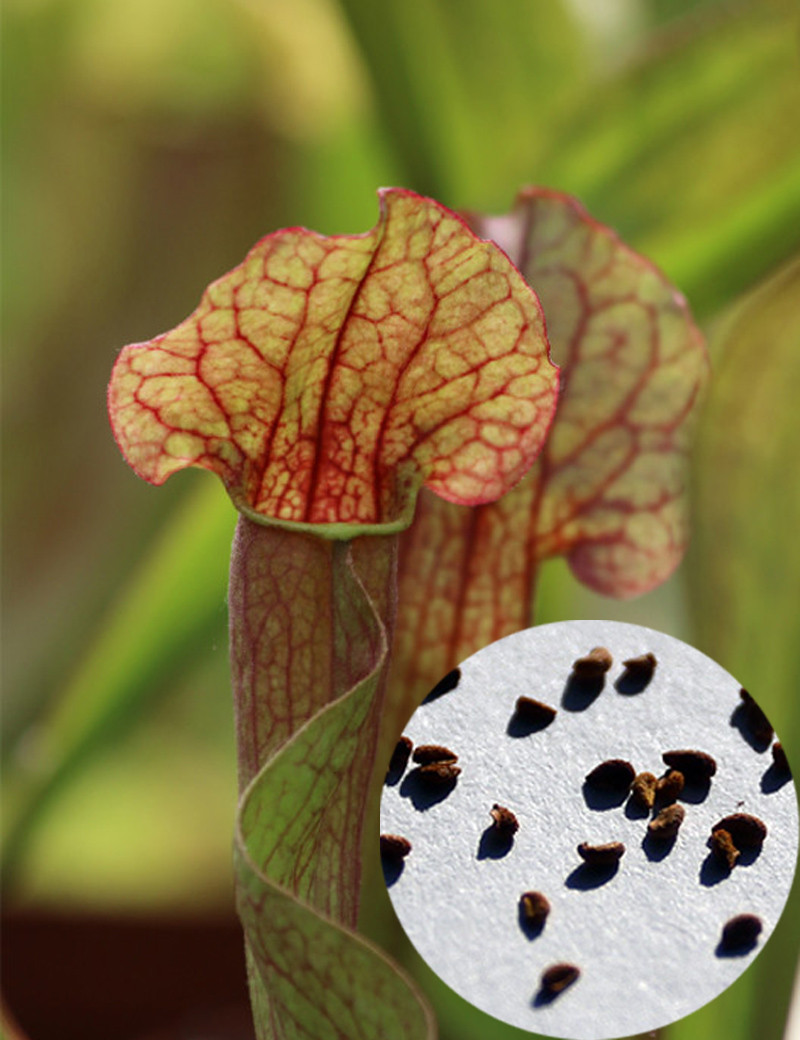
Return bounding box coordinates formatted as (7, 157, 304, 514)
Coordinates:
(107, 186, 706, 1040)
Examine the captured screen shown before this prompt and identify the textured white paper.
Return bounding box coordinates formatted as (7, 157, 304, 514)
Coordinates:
(380, 621, 798, 1039)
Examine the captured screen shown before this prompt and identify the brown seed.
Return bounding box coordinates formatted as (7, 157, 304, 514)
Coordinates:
(380, 834, 412, 860)
(425, 667, 461, 701)
(520, 891, 550, 928)
(514, 695, 557, 726)
(662, 749, 717, 782)
(418, 761, 461, 785)
(630, 772, 658, 810)
(656, 769, 685, 805)
(571, 646, 613, 679)
(621, 652, 657, 681)
(386, 736, 412, 778)
(577, 841, 626, 866)
(585, 758, 636, 791)
(772, 742, 790, 774)
(712, 813, 767, 848)
(710, 828, 740, 871)
(721, 913, 763, 952)
(412, 744, 458, 765)
(648, 804, 685, 841)
(490, 804, 519, 835)
(739, 687, 773, 744)
(541, 963, 580, 996)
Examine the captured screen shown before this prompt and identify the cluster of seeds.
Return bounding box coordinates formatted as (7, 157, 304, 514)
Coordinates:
(381, 646, 790, 1008)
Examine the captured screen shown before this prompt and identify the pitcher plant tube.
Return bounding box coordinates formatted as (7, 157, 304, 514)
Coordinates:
(108, 187, 707, 1039)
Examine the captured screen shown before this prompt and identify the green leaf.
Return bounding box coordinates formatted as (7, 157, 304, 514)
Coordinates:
(680, 258, 800, 1040)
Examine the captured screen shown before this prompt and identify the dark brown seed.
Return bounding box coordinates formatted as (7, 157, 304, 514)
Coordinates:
(572, 646, 613, 679)
(386, 736, 412, 778)
(739, 688, 774, 744)
(520, 891, 550, 928)
(577, 841, 625, 866)
(514, 695, 557, 726)
(380, 834, 412, 860)
(418, 761, 461, 785)
(425, 667, 461, 701)
(712, 813, 767, 848)
(490, 804, 519, 835)
(621, 652, 657, 681)
(710, 829, 740, 871)
(662, 749, 717, 782)
(412, 744, 458, 765)
(656, 769, 685, 805)
(721, 914, 763, 952)
(541, 963, 580, 996)
(648, 804, 685, 841)
(630, 772, 658, 810)
(773, 742, 790, 773)
(585, 758, 636, 790)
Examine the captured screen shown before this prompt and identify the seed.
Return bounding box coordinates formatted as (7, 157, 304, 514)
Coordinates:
(386, 736, 412, 778)
(630, 772, 658, 810)
(662, 749, 717, 782)
(541, 963, 580, 996)
(739, 688, 773, 744)
(380, 834, 412, 860)
(490, 804, 519, 835)
(520, 891, 550, 928)
(709, 828, 740, 871)
(772, 742, 790, 773)
(571, 646, 613, 679)
(712, 813, 767, 848)
(721, 914, 763, 952)
(656, 769, 685, 805)
(424, 667, 461, 702)
(412, 744, 458, 765)
(585, 758, 635, 790)
(514, 695, 557, 726)
(577, 841, 625, 866)
(621, 652, 657, 681)
(418, 761, 461, 786)
(648, 804, 685, 840)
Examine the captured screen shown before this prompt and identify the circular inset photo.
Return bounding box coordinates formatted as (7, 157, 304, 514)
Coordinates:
(379, 621, 797, 1039)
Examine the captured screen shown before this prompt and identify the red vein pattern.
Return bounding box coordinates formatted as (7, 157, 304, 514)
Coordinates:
(388, 189, 709, 726)
(109, 188, 558, 527)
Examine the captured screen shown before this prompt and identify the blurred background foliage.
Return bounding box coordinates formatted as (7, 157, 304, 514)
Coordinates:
(2, 0, 799, 1038)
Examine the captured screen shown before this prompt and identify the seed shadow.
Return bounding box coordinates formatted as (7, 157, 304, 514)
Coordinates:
(715, 938, 759, 958)
(624, 797, 650, 821)
(699, 852, 732, 887)
(614, 672, 652, 695)
(381, 857, 406, 887)
(641, 831, 677, 862)
(762, 762, 792, 793)
(561, 674, 604, 712)
(507, 711, 555, 738)
(422, 667, 461, 705)
(582, 780, 629, 811)
(730, 703, 772, 753)
(518, 903, 546, 941)
(565, 862, 619, 890)
(532, 988, 563, 1008)
(477, 825, 515, 860)
(400, 767, 458, 810)
(678, 777, 712, 804)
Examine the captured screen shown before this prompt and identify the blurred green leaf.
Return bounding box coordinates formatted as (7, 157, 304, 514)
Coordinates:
(678, 258, 800, 1040)
(2, 479, 233, 884)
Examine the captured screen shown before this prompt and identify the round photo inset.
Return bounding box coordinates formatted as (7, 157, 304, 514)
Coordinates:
(380, 621, 797, 1039)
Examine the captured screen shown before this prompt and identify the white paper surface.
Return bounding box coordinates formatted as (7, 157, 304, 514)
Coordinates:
(380, 621, 798, 1039)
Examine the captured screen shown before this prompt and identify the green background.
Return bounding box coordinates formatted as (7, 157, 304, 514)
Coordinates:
(3, 1, 799, 1038)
